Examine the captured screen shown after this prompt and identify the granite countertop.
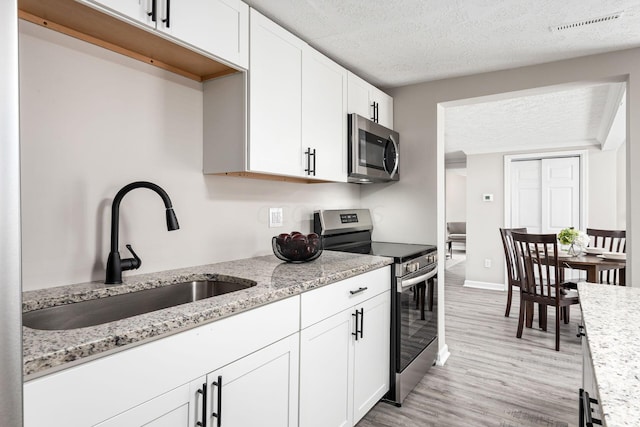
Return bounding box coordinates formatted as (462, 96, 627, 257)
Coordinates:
(578, 283, 640, 427)
(23, 251, 392, 379)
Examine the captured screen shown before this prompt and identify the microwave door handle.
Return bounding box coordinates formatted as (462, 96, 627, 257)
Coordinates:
(384, 136, 399, 179)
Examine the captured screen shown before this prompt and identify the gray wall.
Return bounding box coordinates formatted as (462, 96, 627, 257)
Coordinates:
(464, 146, 623, 287)
(445, 169, 466, 223)
(361, 47, 640, 357)
(19, 21, 360, 291)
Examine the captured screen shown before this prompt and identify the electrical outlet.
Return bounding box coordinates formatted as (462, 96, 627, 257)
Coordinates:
(269, 208, 283, 228)
(484, 259, 492, 268)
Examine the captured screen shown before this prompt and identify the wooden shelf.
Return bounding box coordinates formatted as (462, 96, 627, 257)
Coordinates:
(18, 0, 238, 82)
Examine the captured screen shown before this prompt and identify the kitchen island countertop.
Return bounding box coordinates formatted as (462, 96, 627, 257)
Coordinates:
(23, 251, 392, 378)
(578, 282, 640, 427)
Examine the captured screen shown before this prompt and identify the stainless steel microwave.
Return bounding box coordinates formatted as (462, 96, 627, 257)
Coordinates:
(348, 113, 399, 183)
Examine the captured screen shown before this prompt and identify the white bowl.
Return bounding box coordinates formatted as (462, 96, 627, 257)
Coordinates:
(585, 247, 605, 255)
(601, 251, 626, 261)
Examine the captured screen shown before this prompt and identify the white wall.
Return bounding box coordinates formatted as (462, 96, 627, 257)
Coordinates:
(588, 146, 625, 230)
(445, 169, 466, 223)
(465, 154, 503, 285)
(19, 22, 360, 291)
(617, 141, 627, 229)
(361, 47, 640, 359)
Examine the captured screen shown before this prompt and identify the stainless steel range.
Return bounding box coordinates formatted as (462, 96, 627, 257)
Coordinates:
(314, 209, 438, 405)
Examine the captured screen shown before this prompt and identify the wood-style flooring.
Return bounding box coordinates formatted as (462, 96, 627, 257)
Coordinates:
(357, 255, 582, 427)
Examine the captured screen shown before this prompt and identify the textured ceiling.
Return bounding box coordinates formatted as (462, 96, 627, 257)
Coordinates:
(444, 82, 626, 157)
(243, 0, 640, 88)
(243, 1, 632, 158)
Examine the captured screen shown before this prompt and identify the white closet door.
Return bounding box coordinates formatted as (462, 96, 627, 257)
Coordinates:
(541, 157, 581, 234)
(511, 160, 542, 233)
(510, 157, 581, 234)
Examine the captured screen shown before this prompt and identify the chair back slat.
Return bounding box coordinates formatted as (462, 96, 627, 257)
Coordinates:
(587, 228, 626, 284)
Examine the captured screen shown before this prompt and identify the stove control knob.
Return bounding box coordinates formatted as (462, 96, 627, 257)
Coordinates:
(406, 262, 419, 273)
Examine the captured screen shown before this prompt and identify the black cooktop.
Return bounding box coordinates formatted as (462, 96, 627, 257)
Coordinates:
(330, 240, 436, 263)
(370, 242, 436, 262)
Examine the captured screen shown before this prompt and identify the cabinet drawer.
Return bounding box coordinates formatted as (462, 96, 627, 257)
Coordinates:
(301, 266, 390, 329)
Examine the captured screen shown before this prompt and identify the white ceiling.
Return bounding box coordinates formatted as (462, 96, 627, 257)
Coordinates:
(445, 82, 626, 157)
(243, 0, 635, 158)
(243, 0, 640, 88)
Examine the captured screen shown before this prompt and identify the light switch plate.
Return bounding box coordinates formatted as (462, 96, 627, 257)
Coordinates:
(269, 208, 283, 228)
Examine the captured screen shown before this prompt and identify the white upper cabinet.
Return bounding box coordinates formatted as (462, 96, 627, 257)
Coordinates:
(369, 86, 394, 129)
(347, 72, 394, 129)
(302, 46, 348, 182)
(347, 73, 372, 120)
(82, 0, 154, 28)
(159, 0, 249, 69)
(82, 0, 249, 69)
(248, 9, 305, 177)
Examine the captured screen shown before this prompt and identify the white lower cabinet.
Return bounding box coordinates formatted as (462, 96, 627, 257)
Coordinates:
(580, 325, 603, 426)
(299, 267, 391, 427)
(352, 292, 391, 422)
(203, 334, 299, 427)
(95, 334, 299, 427)
(24, 296, 300, 426)
(94, 382, 195, 427)
(300, 308, 354, 427)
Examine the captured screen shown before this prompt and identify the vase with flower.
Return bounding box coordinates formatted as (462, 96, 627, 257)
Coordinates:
(557, 227, 590, 257)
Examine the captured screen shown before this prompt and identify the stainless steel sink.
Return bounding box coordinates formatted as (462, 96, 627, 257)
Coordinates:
(23, 278, 257, 330)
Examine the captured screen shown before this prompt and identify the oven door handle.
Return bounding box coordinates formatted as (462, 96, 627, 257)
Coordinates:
(398, 267, 437, 292)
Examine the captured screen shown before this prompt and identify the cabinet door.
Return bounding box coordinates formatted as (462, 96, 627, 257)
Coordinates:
(93, 381, 199, 427)
(300, 308, 354, 427)
(206, 334, 299, 427)
(352, 291, 391, 423)
(249, 10, 304, 177)
(370, 87, 394, 129)
(158, 0, 249, 69)
(347, 72, 373, 121)
(302, 47, 347, 182)
(83, 0, 154, 28)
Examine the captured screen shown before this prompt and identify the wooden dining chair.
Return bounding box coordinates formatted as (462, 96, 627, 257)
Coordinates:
(586, 228, 626, 285)
(511, 232, 580, 351)
(499, 227, 527, 318)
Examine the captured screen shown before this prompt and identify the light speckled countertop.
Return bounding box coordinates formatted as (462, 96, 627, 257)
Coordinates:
(23, 251, 392, 379)
(578, 283, 640, 427)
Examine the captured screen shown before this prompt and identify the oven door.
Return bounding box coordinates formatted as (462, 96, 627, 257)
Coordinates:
(396, 264, 438, 373)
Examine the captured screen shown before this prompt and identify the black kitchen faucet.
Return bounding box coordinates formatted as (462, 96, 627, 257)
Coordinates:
(105, 181, 179, 284)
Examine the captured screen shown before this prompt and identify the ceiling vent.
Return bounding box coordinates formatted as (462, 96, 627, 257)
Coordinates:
(550, 11, 623, 32)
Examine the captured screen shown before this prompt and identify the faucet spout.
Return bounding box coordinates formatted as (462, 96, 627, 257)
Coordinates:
(105, 181, 179, 284)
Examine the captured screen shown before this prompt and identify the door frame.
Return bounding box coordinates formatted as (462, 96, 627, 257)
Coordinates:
(503, 149, 588, 231)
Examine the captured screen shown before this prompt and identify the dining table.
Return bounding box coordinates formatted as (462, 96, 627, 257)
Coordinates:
(558, 252, 626, 285)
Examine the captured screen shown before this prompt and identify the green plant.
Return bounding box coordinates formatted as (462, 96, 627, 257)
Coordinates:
(557, 227, 579, 245)
(558, 227, 590, 247)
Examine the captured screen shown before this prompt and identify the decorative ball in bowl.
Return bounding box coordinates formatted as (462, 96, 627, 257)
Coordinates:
(272, 232, 323, 263)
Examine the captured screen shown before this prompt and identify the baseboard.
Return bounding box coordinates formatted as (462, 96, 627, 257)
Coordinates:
(463, 280, 505, 291)
(436, 344, 450, 366)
